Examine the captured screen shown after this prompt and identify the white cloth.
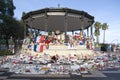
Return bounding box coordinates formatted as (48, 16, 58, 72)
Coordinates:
(36, 36, 40, 43)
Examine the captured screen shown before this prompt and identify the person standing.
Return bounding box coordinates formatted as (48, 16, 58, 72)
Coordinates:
(39, 35, 45, 52)
(8, 36, 15, 53)
(33, 35, 37, 52)
(45, 37, 51, 49)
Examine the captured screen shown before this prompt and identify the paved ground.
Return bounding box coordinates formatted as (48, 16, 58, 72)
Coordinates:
(0, 68, 120, 80)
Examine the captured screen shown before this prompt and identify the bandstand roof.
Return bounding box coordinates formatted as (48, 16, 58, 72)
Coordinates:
(22, 8, 94, 32)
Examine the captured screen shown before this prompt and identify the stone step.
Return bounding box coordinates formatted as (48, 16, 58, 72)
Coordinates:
(82, 70, 107, 77)
(10, 74, 70, 78)
(48, 45, 86, 50)
(42, 49, 93, 57)
(5, 78, 31, 80)
(0, 76, 8, 79)
(25, 44, 94, 58)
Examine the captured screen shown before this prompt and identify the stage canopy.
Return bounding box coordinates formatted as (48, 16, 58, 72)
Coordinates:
(22, 8, 94, 32)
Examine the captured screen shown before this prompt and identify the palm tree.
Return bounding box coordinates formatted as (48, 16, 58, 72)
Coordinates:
(94, 21, 101, 43)
(102, 23, 108, 43)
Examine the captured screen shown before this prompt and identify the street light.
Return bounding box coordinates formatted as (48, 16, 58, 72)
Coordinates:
(0, 19, 3, 36)
(0, 19, 3, 50)
(111, 39, 118, 45)
(110, 39, 118, 53)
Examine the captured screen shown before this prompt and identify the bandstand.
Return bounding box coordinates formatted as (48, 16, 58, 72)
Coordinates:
(22, 7, 95, 57)
(2, 8, 119, 76)
(22, 7, 94, 37)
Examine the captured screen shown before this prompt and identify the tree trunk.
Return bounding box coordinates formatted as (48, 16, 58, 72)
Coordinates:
(96, 35, 99, 43)
(24, 23, 26, 38)
(103, 30, 105, 43)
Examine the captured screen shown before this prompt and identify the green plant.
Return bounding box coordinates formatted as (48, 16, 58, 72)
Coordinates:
(0, 39, 6, 44)
(0, 50, 13, 56)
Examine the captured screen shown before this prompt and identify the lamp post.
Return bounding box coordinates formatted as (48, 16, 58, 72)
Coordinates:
(111, 39, 118, 53)
(0, 19, 3, 37)
(0, 19, 2, 49)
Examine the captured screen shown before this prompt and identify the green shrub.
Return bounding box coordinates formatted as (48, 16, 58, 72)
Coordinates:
(0, 50, 13, 56)
(0, 39, 6, 44)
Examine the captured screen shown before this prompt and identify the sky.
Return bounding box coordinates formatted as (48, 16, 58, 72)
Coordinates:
(13, 0, 120, 44)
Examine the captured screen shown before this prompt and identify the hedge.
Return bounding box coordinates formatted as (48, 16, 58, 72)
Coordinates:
(0, 50, 13, 56)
